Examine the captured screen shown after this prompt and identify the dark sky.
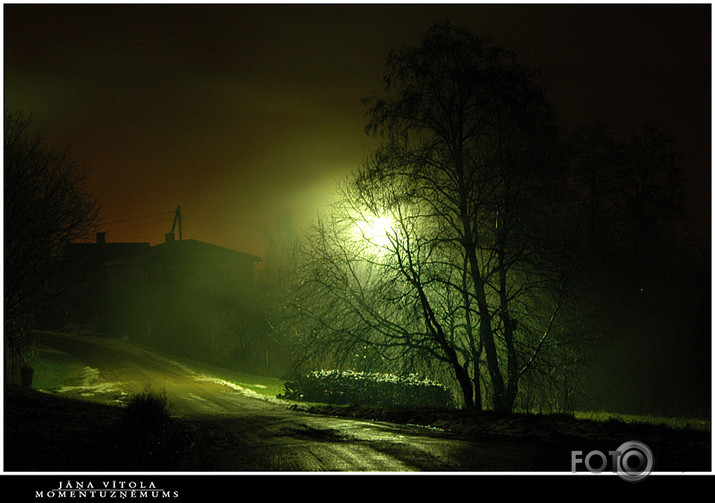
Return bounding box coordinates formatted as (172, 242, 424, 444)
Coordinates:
(4, 3, 711, 257)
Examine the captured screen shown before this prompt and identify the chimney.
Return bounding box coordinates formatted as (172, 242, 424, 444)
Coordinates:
(97, 232, 106, 245)
(165, 232, 175, 244)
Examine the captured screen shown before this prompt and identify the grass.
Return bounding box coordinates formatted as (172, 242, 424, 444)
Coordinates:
(164, 354, 286, 399)
(28, 337, 286, 400)
(28, 347, 95, 390)
(574, 410, 710, 432)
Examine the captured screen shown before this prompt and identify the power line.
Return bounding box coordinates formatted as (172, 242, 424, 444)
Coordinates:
(99, 211, 175, 227)
(100, 219, 170, 236)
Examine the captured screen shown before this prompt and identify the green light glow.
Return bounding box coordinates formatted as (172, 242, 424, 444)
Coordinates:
(354, 214, 396, 250)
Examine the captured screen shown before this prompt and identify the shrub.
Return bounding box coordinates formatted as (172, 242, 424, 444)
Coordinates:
(116, 387, 177, 470)
(122, 387, 172, 432)
(279, 369, 455, 408)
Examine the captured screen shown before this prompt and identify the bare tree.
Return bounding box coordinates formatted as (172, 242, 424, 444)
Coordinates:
(357, 24, 577, 411)
(4, 110, 99, 382)
(284, 185, 474, 397)
(283, 24, 593, 412)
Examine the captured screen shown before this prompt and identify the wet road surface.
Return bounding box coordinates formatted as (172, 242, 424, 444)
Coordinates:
(35, 331, 571, 472)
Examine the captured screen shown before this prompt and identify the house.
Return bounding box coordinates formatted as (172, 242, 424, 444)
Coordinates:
(65, 231, 260, 306)
(102, 232, 261, 296)
(63, 232, 276, 375)
(59, 233, 151, 324)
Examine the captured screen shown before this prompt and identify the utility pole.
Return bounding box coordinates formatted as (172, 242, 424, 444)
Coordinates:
(171, 205, 182, 241)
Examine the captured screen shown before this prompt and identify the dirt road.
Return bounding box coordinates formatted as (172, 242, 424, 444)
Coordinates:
(35, 331, 573, 472)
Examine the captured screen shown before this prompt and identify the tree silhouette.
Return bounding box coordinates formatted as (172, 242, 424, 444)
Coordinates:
(562, 122, 705, 416)
(4, 110, 99, 382)
(361, 23, 580, 411)
(285, 24, 586, 412)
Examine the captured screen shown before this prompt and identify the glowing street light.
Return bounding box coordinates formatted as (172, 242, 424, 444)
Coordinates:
(353, 213, 396, 251)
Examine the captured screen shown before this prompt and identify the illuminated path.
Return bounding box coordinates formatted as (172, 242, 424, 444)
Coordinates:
(35, 331, 569, 472)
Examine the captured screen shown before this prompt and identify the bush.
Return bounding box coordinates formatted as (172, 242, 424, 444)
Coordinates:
(115, 387, 176, 470)
(279, 369, 455, 408)
(122, 387, 172, 432)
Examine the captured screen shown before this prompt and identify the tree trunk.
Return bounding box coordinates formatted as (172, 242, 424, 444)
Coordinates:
(455, 363, 475, 409)
(472, 359, 482, 411)
(464, 240, 506, 407)
(413, 278, 475, 409)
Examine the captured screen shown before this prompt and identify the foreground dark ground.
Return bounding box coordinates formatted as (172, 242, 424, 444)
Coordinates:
(4, 385, 710, 472)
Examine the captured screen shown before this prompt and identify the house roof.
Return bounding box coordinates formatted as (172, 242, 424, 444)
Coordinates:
(149, 239, 261, 263)
(67, 241, 151, 264)
(103, 239, 261, 266)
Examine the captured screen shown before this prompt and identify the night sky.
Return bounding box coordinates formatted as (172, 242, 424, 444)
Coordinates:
(4, 3, 711, 259)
